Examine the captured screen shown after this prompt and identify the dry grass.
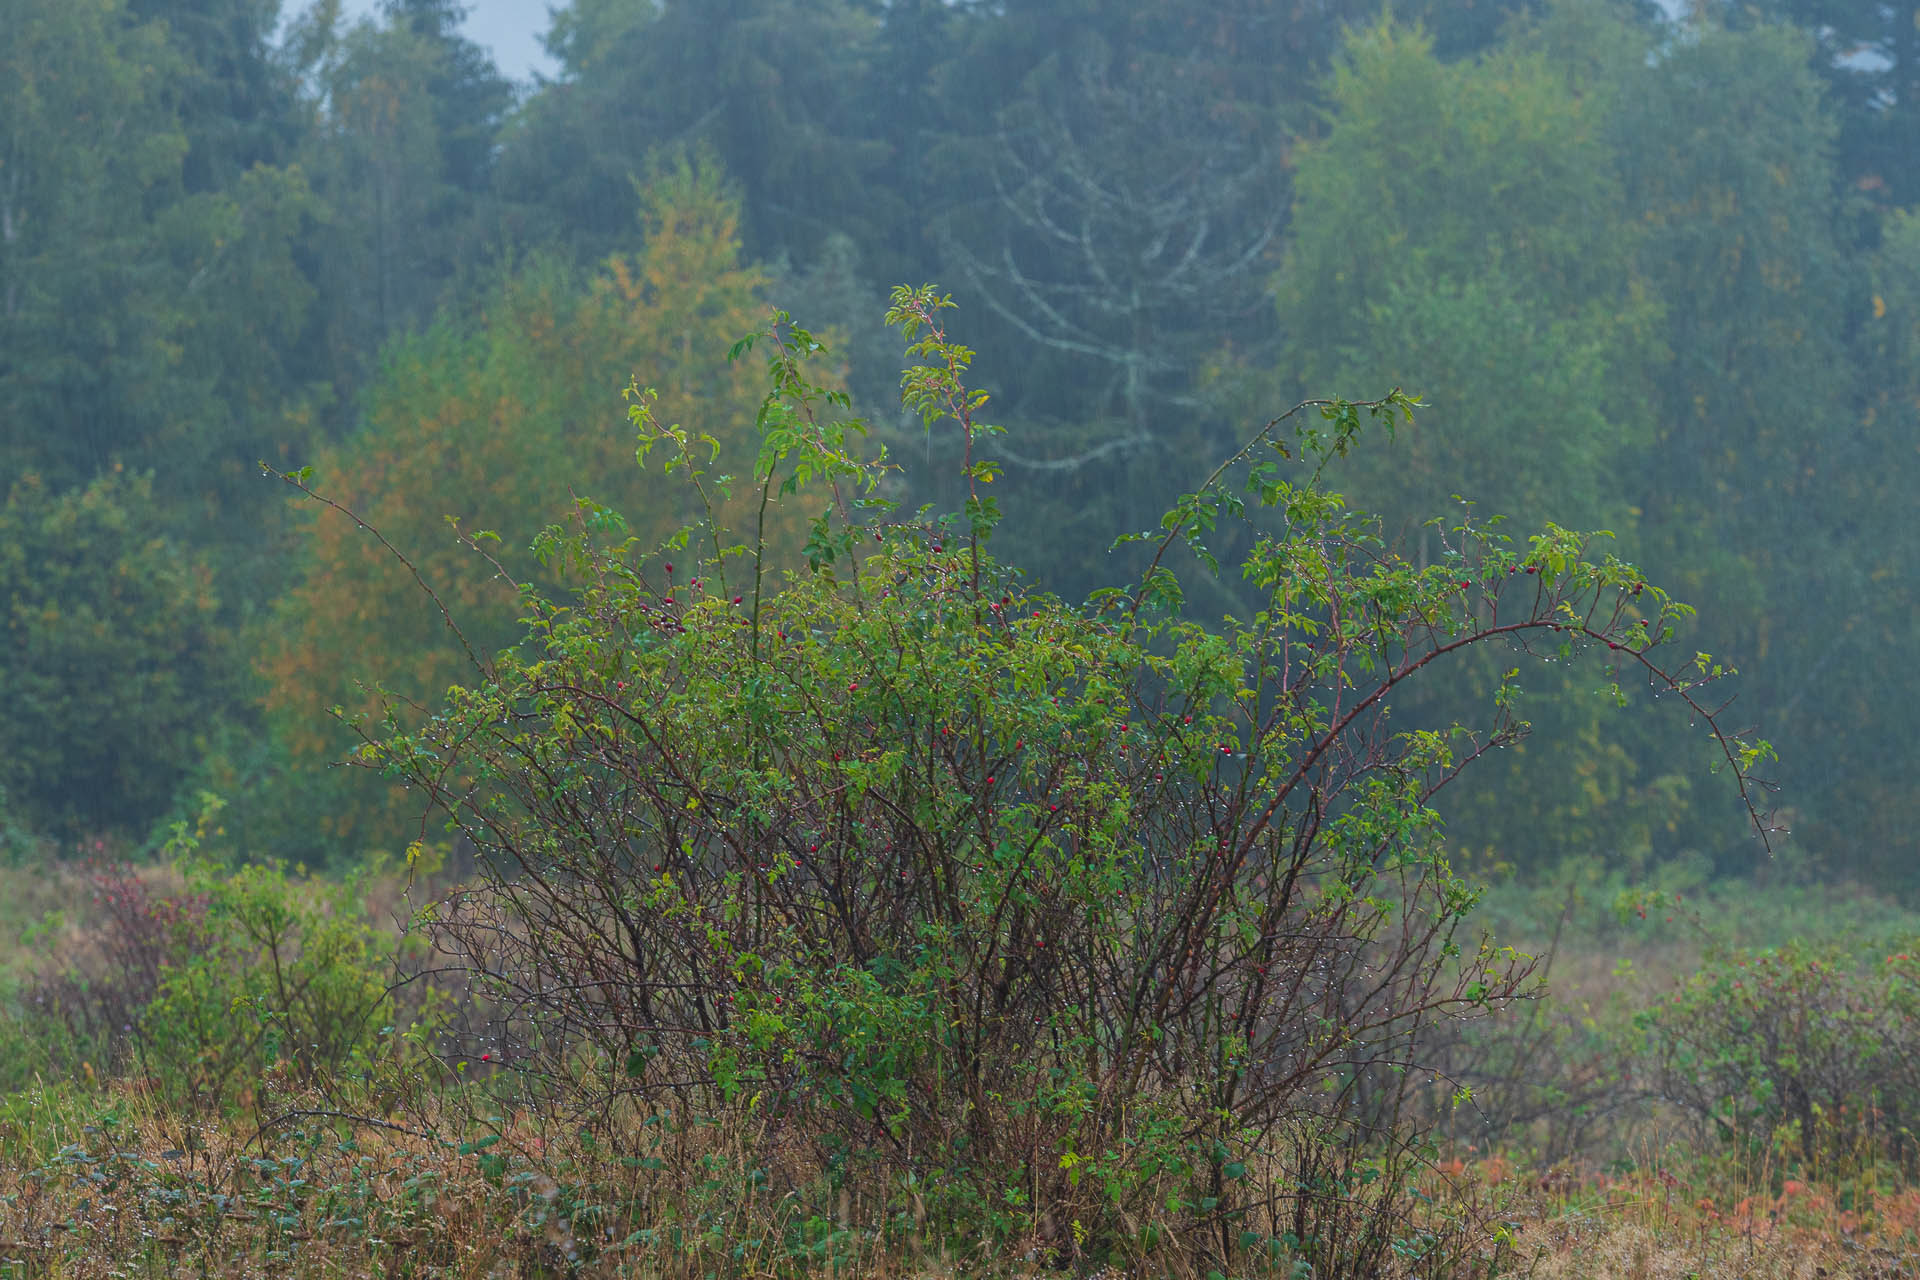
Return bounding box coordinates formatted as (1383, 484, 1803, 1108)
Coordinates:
(0, 861, 147, 977)
(0, 1071, 1115, 1279)
(1374, 1136, 1920, 1278)
(1511, 1164, 1920, 1278)
(4, 1075, 1920, 1277)
(5, 868, 1919, 1277)
(0, 1070, 1513, 1279)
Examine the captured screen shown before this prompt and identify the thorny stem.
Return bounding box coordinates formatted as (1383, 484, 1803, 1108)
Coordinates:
(893, 291, 987, 608)
(260, 462, 487, 681)
(1119, 391, 1409, 629)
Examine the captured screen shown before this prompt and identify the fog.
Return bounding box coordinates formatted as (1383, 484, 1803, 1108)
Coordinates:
(4, 0, 1918, 890)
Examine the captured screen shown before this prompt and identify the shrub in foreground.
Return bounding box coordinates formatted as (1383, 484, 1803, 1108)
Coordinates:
(294, 289, 1769, 1276)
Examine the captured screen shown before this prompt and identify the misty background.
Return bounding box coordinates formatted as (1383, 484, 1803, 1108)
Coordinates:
(3, 0, 1918, 897)
(329, 0, 557, 80)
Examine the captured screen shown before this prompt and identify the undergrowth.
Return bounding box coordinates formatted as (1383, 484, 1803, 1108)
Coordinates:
(0, 294, 1819, 1277)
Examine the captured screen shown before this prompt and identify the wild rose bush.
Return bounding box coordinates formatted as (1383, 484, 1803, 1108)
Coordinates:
(302, 288, 1770, 1275)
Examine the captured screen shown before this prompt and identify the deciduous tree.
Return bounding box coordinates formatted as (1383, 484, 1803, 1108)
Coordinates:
(0, 471, 233, 834)
(260, 158, 777, 848)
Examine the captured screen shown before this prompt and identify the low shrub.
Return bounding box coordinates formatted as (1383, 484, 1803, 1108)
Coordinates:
(288, 289, 1769, 1276)
(137, 857, 400, 1108)
(1418, 976, 1647, 1165)
(0, 859, 205, 1090)
(1637, 941, 1920, 1175)
(6, 806, 428, 1111)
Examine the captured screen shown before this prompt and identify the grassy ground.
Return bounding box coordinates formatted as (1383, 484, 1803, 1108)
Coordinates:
(1466, 870, 1920, 1278)
(0, 1087, 1916, 1278)
(2, 862, 1918, 1277)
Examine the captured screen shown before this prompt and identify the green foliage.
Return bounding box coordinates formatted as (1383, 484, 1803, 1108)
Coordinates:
(346, 294, 1764, 1271)
(1276, 17, 1657, 534)
(1268, 16, 1686, 873)
(1867, 209, 1920, 418)
(1621, 19, 1854, 550)
(1736, 0, 1920, 208)
(257, 157, 775, 857)
(1801, 209, 1920, 876)
(1, 804, 412, 1111)
(0, 0, 187, 489)
(0, 0, 322, 535)
(1612, 18, 1889, 873)
(131, 0, 297, 194)
(289, 0, 515, 403)
(1638, 941, 1920, 1174)
(5, 0, 1906, 891)
(139, 857, 397, 1112)
(0, 471, 234, 835)
(1259, 7, 1920, 879)
(500, 0, 883, 265)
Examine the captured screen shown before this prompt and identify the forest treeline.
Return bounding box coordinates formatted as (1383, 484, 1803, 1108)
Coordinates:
(4, 0, 1919, 887)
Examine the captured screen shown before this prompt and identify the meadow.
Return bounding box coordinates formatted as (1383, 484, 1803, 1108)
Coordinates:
(1, 858, 1916, 1278)
(3, 296, 1905, 1280)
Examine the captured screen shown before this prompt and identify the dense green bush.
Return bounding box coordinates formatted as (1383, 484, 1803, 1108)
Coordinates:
(136, 857, 398, 1108)
(0, 471, 237, 836)
(1638, 941, 1920, 1174)
(6, 807, 418, 1111)
(312, 290, 1769, 1275)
